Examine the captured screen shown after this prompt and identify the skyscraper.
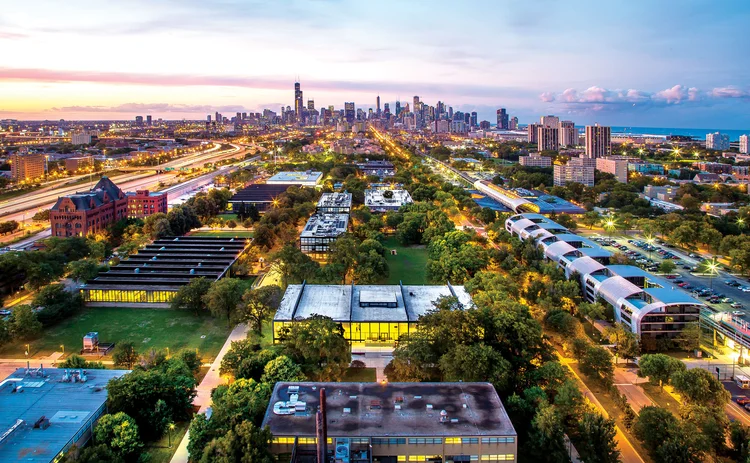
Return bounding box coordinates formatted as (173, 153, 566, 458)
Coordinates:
(585, 124, 612, 158)
(538, 127, 559, 152)
(540, 115, 559, 128)
(146, 115, 152, 126)
(376, 96, 381, 116)
(741, 134, 749, 154)
(383, 103, 391, 119)
(135, 116, 143, 125)
(344, 102, 355, 123)
(509, 117, 518, 130)
(307, 99, 315, 110)
(528, 123, 541, 143)
(706, 132, 730, 151)
(559, 121, 577, 147)
(470, 112, 478, 128)
(496, 109, 508, 129)
(294, 82, 304, 121)
(395, 101, 401, 117)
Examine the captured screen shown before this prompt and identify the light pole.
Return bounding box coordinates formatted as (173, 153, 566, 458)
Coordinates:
(24, 344, 30, 359)
(168, 422, 175, 448)
(60, 344, 64, 355)
(707, 259, 719, 291)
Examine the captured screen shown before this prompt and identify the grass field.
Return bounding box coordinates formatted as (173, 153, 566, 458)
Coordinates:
(146, 421, 189, 463)
(342, 367, 377, 382)
(382, 237, 429, 285)
(189, 230, 254, 238)
(0, 307, 231, 360)
(219, 213, 239, 221)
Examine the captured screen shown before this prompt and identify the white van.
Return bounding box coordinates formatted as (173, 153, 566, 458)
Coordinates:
(735, 375, 750, 389)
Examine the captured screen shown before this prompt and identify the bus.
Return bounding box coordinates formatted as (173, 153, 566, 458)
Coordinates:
(735, 375, 750, 389)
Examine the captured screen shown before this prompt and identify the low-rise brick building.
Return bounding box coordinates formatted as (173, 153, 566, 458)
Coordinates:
(126, 189, 168, 219)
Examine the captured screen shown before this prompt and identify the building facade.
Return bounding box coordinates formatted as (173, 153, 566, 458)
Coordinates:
(559, 121, 577, 147)
(706, 132, 730, 151)
(496, 108, 508, 129)
(263, 382, 517, 463)
(299, 213, 349, 259)
(553, 157, 595, 186)
(126, 189, 168, 219)
(64, 156, 93, 173)
(518, 155, 552, 168)
(50, 177, 128, 237)
(584, 124, 611, 158)
(537, 127, 559, 152)
(741, 135, 749, 155)
(10, 152, 46, 182)
(506, 213, 702, 348)
(596, 156, 639, 183)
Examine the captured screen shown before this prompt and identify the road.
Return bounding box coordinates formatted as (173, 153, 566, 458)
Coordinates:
(170, 323, 250, 463)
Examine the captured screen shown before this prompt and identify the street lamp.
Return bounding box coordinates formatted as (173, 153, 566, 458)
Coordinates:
(706, 259, 719, 290)
(738, 217, 746, 231)
(168, 422, 176, 448)
(60, 344, 64, 355)
(24, 344, 30, 359)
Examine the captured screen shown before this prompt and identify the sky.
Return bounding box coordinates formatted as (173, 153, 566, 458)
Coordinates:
(1, 0, 749, 128)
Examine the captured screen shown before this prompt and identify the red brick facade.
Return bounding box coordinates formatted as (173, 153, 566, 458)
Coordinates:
(126, 189, 168, 219)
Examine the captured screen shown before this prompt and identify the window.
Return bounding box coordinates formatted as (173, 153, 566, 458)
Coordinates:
(480, 455, 514, 461)
(298, 438, 317, 444)
(462, 439, 478, 444)
(398, 457, 406, 462)
(408, 438, 442, 445)
(445, 438, 462, 444)
(372, 438, 405, 445)
(480, 438, 515, 444)
(272, 437, 295, 444)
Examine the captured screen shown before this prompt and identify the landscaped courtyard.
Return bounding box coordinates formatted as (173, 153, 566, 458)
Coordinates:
(0, 307, 231, 360)
(382, 237, 429, 285)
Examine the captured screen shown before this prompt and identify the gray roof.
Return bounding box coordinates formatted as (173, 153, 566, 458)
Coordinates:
(566, 256, 606, 276)
(275, 284, 473, 323)
(0, 367, 129, 463)
(644, 287, 703, 305)
(51, 176, 125, 212)
(262, 382, 516, 438)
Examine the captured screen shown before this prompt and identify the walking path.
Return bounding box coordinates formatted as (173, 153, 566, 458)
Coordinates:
(170, 323, 249, 463)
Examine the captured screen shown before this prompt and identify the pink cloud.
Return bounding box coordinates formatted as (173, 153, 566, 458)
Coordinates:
(539, 92, 555, 102)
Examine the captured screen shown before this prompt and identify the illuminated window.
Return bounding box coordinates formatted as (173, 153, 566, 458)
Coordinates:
(272, 437, 295, 444)
(480, 455, 515, 461)
(445, 438, 462, 444)
(398, 457, 406, 462)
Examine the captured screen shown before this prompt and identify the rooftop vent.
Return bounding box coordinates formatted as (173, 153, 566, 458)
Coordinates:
(426, 404, 433, 410)
(343, 408, 351, 414)
(134, 268, 140, 274)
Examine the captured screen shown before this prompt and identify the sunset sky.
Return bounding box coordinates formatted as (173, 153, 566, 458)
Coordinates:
(1, 0, 749, 127)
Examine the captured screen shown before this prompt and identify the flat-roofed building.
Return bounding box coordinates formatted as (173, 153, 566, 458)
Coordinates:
(267, 171, 323, 186)
(81, 236, 248, 307)
(299, 213, 349, 258)
(126, 189, 168, 219)
(537, 126, 559, 152)
(553, 157, 595, 186)
(273, 283, 472, 345)
(584, 124, 611, 158)
(518, 155, 552, 168)
(317, 192, 352, 214)
(10, 152, 46, 182)
(64, 156, 93, 173)
(596, 156, 639, 183)
(0, 367, 130, 463)
(263, 381, 517, 463)
(229, 184, 291, 212)
(365, 189, 413, 212)
(358, 160, 395, 178)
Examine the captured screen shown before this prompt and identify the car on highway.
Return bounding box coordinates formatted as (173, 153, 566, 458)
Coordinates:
(741, 286, 750, 293)
(732, 303, 745, 309)
(733, 310, 746, 316)
(725, 280, 741, 287)
(0, 309, 10, 316)
(736, 396, 750, 405)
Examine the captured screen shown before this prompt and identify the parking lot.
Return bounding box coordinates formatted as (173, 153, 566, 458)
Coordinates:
(590, 234, 750, 323)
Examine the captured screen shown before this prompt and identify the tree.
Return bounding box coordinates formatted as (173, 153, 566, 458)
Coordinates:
(143, 213, 172, 239)
(203, 278, 244, 325)
(107, 368, 196, 440)
(438, 343, 511, 388)
(94, 412, 143, 460)
(170, 277, 212, 315)
(638, 353, 686, 390)
(58, 354, 105, 369)
(278, 315, 351, 381)
(579, 211, 601, 229)
(179, 350, 202, 375)
(112, 342, 140, 369)
(579, 345, 614, 386)
(670, 367, 730, 407)
(578, 301, 608, 321)
(604, 323, 639, 363)
(32, 283, 83, 326)
(527, 405, 569, 463)
(260, 355, 306, 385)
(252, 224, 276, 249)
(199, 420, 273, 463)
(7, 305, 42, 340)
(576, 412, 620, 463)
(241, 285, 282, 334)
(272, 244, 320, 285)
(658, 259, 676, 275)
(67, 259, 105, 282)
(633, 406, 680, 457)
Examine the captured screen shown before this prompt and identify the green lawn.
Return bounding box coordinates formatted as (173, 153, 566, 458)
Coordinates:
(382, 237, 429, 285)
(189, 230, 254, 238)
(220, 213, 239, 221)
(146, 421, 189, 463)
(341, 367, 377, 382)
(0, 307, 231, 360)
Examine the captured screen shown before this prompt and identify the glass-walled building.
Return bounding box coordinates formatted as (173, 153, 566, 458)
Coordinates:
(272, 283, 473, 347)
(81, 236, 249, 308)
(262, 382, 517, 463)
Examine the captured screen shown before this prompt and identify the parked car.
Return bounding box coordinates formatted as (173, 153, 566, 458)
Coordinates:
(0, 309, 10, 316)
(732, 310, 745, 316)
(722, 297, 733, 303)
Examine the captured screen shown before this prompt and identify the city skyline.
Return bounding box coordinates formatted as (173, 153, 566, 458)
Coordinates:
(1, 0, 749, 128)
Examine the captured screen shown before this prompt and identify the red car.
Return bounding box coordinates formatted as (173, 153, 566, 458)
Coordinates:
(736, 396, 750, 405)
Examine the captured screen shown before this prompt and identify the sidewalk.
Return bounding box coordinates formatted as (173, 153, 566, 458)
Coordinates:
(170, 323, 249, 463)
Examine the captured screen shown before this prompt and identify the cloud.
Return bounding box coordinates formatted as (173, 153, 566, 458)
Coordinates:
(0, 67, 533, 100)
(540, 84, 750, 112)
(0, 31, 25, 39)
(539, 92, 555, 102)
(48, 103, 252, 113)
